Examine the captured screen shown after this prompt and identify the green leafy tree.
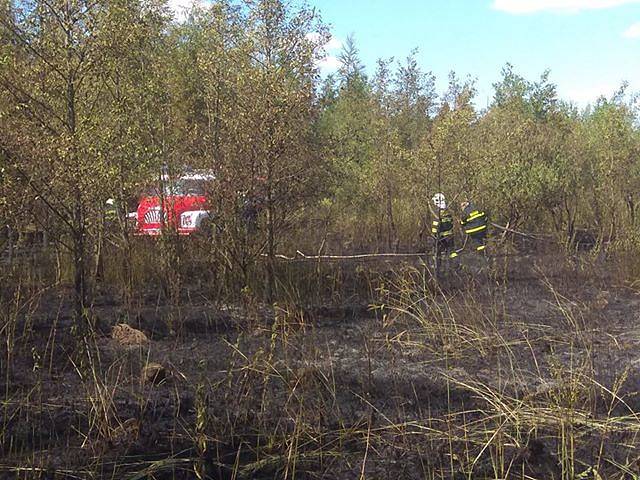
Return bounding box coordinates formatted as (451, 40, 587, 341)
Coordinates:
(0, 0, 169, 321)
(577, 89, 640, 246)
(476, 66, 569, 232)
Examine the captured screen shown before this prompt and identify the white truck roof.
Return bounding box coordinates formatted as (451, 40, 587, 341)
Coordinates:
(181, 171, 216, 181)
(159, 170, 216, 181)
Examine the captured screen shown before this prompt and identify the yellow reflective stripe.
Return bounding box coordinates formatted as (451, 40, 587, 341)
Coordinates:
(440, 230, 453, 237)
(449, 252, 458, 258)
(431, 228, 438, 233)
(467, 212, 485, 221)
(434, 219, 452, 225)
(476, 245, 486, 251)
(465, 225, 487, 234)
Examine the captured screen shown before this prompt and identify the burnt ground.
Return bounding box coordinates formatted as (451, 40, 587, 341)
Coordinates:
(2, 252, 640, 479)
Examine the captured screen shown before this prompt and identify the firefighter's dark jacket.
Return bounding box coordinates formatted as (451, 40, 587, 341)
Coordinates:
(461, 204, 488, 236)
(431, 210, 454, 238)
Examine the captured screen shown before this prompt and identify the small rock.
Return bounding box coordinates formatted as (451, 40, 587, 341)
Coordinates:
(112, 323, 149, 346)
(595, 291, 610, 310)
(142, 362, 167, 385)
(111, 418, 140, 446)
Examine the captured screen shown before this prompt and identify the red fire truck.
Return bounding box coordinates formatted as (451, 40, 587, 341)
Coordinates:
(133, 171, 215, 236)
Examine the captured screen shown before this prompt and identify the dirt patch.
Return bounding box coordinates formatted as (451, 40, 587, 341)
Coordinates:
(111, 323, 149, 346)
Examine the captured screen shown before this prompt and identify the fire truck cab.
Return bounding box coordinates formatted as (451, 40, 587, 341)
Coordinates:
(134, 171, 214, 236)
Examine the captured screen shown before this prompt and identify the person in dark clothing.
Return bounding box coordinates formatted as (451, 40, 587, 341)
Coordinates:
(460, 200, 488, 253)
(239, 183, 265, 235)
(241, 194, 259, 234)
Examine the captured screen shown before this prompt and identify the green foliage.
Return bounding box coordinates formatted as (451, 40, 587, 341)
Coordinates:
(0, 1, 639, 288)
(316, 53, 640, 253)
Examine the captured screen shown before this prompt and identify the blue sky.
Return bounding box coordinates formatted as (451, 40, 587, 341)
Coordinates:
(305, 0, 640, 107)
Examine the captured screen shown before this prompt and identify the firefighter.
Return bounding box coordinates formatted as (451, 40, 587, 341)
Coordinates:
(105, 198, 118, 222)
(460, 200, 488, 253)
(430, 193, 458, 260)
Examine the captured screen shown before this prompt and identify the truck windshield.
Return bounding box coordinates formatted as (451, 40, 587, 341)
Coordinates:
(145, 179, 207, 197)
(166, 179, 206, 196)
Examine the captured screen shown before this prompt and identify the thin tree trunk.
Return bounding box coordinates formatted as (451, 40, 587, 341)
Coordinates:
(73, 205, 86, 323)
(66, 20, 85, 326)
(385, 184, 397, 252)
(265, 187, 275, 304)
(626, 193, 635, 227)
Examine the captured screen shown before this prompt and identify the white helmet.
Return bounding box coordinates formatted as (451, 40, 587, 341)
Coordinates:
(432, 193, 447, 210)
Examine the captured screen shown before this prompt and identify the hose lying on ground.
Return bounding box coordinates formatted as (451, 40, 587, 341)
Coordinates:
(266, 223, 549, 261)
